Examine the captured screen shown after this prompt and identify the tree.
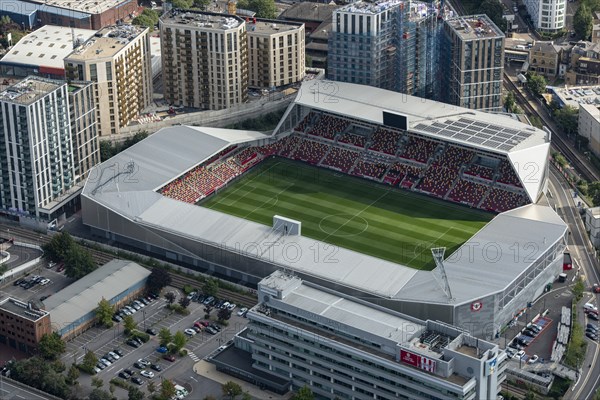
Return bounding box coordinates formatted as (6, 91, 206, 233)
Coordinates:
(91, 376, 104, 389)
(193, 0, 211, 9)
(526, 72, 547, 98)
(109, 384, 116, 397)
(172, 0, 193, 8)
(0, 263, 8, 277)
(9, 357, 71, 399)
(147, 381, 157, 396)
(222, 381, 243, 399)
(64, 245, 97, 279)
(479, 0, 507, 31)
(82, 350, 98, 373)
(66, 364, 80, 386)
(89, 388, 113, 400)
(132, 8, 159, 30)
(38, 332, 66, 360)
(165, 291, 176, 305)
(574, 4, 593, 40)
(159, 328, 172, 347)
(524, 391, 536, 400)
(160, 379, 177, 400)
(96, 298, 114, 328)
(237, 0, 277, 18)
(218, 307, 232, 322)
(202, 278, 219, 297)
(292, 386, 315, 400)
(123, 314, 137, 334)
(553, 106, 579, 136)
(129, 385, 145, 400)
(179, 297, 191, 309)
(242, 392, 252, 400)
(146, 268, 172, 295)
(42, 231, 75, 262)
(573, 277, 585, 300)
(172, 331, 187, 352)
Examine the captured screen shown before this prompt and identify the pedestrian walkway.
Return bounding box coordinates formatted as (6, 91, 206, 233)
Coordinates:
(193, 360, 292, 400)
(188, 351, 200, 362)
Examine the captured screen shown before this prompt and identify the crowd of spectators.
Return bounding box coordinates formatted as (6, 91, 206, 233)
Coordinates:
(447, 180, 488, 206)
(399, 136, 439, 163)
(480, 188, 526, 212)
(370, 128, 403, 154)
(321, 147, 360, 172)
(338, 132, 368, 149)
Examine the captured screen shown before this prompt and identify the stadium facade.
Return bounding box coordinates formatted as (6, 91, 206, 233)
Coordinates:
(81, 81, 566, 339)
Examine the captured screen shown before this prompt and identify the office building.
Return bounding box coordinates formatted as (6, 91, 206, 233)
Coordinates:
(64, 25, 153, 137)
(0, 78, 76, 221)
(0, 0, 139, 30)
(523, 0, 566, 32)
(0, 25, 97, 79)
(232, 271, 507, 399)
(0, 297, 51, 355)
(44, 260, 151, 339)
(441, 15, 505, 112)
(247, 18, 305, 89)
(160, 10, 248, 110)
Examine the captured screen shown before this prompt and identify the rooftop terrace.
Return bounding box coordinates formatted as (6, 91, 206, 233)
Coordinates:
(0, 298, 49, 322)
(0, 77, 61, 105)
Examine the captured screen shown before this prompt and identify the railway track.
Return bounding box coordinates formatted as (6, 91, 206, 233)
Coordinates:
(168, 273, 257, 308)
(503, 74, 600, 182)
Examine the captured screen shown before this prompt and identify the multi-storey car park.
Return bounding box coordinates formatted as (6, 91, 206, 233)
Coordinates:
(81, 81, 567, 340)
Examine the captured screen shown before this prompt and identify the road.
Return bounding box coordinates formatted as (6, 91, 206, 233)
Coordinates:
(548, 167, 600, 400)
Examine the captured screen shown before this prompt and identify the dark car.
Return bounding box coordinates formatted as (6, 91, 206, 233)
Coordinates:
(586, 332, 598, 341)
(40, 295, 50, 301)
(205, 326, 217, 335)
(104, 354, 116, 363)
(140, 298, 150, 305)
(24, 281, 35, 289)
(163, 354, 176, 362)
(590, 313, 599, 321)
(131, 377, 144, 385)
(210, 324, 221, 332)
(118, 371, 131, 380)
(150, 364, 162, 372)
(114, 349, 124, 357)
(127, 339, 140, 348)
(123, 368, 134, 376)
(133, 362, 145, 369)
(112, 315, 123, 323)
(146, 328, 157, 336)
(586, 323, 598, 332)
(13, 279, 23, 286)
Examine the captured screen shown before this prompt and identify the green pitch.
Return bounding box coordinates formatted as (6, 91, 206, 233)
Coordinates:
(201, 158, 492, 270)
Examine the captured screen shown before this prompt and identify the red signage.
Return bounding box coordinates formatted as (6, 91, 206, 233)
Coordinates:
(471, 301, 483, 312)
(400, 350, 436, 373)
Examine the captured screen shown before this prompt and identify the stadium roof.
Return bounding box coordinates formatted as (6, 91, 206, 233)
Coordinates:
(44, 260, 150, 333)
(0, 26, 96, 71)
(279, 81, 550, 201)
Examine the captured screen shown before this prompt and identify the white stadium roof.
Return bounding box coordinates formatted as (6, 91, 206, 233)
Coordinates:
(82, 82, 564, 307)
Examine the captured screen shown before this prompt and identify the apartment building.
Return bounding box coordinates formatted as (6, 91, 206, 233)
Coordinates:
(565, 41, 600, 85)
(229, 271, 507, 399)
(579, 104, 600, 158)
(523, 0, 566, 32)
(0, 297, 51, 355)
(160, 10, 248, 110)
(68, 81, 100, 183)
(247, 18, 305, 89)
(64, 25, 153, 137)
(528, 41, 561, 78)
(441, 15, 505, 112)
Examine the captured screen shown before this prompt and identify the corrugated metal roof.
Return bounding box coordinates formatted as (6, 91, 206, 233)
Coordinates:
(45, 260, 151, 333)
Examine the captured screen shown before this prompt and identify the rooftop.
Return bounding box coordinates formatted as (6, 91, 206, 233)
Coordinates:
(0, 77, 62, 105)
(337, 0, 402, 15)
(25, 0, 131, 14)
(445, 15, 504, 40)
(0, 298, 49, 322)
(44, 260, 151, 334)
(580, 103, 600, 121)
(161, 9, 243, 30)
(64, 25, 147, 61)
(0, 25, 97, 70)
(279, 2, 339, 23)
(246, 18, 303, 35)
(551, 85, 600, 108)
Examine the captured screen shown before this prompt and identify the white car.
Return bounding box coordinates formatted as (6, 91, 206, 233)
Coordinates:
(137, 358, 151, 367)
(122, 308, 132, 315)
(126, 306, 137, 314)
(108, 351, 120, 360)
(227, 303, 236, 311)
(527, 355, 539, 364)
(140, 370, 155, 378)
(93, 366, 101, 374)
(133, 300, 145, 308)
(100, 358, 112, 367)
(184, 328, 197, 336)
(39, 278, 50, 286)
(513, 350, 525, 360)
(237, 307, 248, 316)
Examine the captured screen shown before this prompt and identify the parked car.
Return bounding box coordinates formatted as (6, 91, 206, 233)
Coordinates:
(522, 330, 536, 338)
(96, 362, 106, 370)
(237, 307, 248, 316)
(139, 298, 150, 305)
(112, 315, 123, 323)
(47, 261, 56, 269)
(146, 328, 157, 336)
(210, 324, 221, 332)
(184, 328, 196, 336)
(586, 332, 598, 341)
(140, 370, 154, 379)
(527, 355, 539, 364)
(131, 303, 142, 311)
(122, 308, 132, 316)
(205, 326, 217, 335)
(163, 354, 176, 362)
(119, 371, 131, 380)
(127, 339, 141, 348)
(133, 362, 145, 369)
(124, 368, 135, 376)
(40, 295, 50, 302)
(192, 326, 202, 333)
(156, 346, 168, 354)
(528, 324, 542, 333)
(150, 364, 162, 372)
(187, 291, 197, 300)
(133, 300, 145, 308)
(586, 323, 598, 332)
(590, 313, 599, 321)
(513, 350, 526, 360)
(203, 296, 214, 305)
(227, 303, 236, 311)
(137, 359, 151, 367)
(104, 354, 116, 363)
(99, 358, 112, 367)
(13, 279, 23, 286)
(114, 349, 124, 357)
(39, 278, 50, 286)
(108, 351, 120, 360)
(131, 377, 144, 385)
(93, 366, 101, 374)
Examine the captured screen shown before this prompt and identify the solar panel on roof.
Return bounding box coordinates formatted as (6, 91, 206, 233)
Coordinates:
(482, 128, 496, 135)
(496, 132, 511, 140)
(504, 128, 520, 135)
(498, 143, 512, 151)
(454, 133, 470, 141)
(470, 137, 485, 144)
(472, 121, 488, 128)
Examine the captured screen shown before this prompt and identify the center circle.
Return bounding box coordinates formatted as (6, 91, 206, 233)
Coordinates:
(319, 214, 369, 237)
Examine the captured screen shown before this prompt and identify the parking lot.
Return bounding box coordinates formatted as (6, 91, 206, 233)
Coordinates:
(61, 288, 250, 398)
(0, 262, 73, 304)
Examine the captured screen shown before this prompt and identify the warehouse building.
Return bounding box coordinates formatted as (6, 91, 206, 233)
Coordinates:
(43, 260, 151, 339)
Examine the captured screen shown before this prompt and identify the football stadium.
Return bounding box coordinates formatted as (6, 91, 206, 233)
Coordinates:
(82, 81, 568, 339)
